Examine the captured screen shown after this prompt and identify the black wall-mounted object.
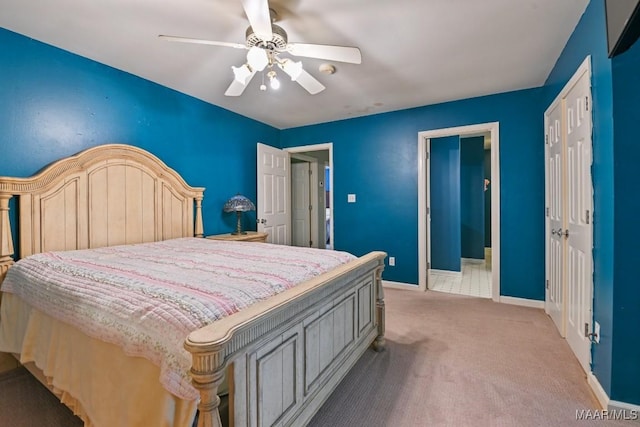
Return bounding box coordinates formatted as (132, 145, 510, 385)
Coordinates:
(606, 0, 640, 58)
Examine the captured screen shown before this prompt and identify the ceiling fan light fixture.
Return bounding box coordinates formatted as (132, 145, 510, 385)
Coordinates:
(232, 64, 253, 85)
(267, 70, 280, 90)
(247, 46, 269, 72)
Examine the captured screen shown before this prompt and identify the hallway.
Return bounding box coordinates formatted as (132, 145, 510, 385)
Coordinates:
(429, 257, 492, 298)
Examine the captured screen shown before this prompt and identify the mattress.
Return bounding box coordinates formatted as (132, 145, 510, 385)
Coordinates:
(0, 238, 356, 400)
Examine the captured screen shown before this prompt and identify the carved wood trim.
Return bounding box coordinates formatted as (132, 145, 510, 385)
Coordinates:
(0, 144, 205, 263)
(0, 144, 204, 197)
(0, 194, 15, 284)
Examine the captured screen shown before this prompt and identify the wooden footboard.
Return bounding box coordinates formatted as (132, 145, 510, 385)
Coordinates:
(186, 251, 386, 427)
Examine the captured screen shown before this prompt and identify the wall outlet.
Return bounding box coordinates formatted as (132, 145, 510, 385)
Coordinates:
(594, 321, 600, 344)
(389, 256, 395, 266)
(347, 194, 356, 203)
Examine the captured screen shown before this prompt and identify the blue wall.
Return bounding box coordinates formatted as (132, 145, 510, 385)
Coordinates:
(281, 88, 545, 298)
(0, 28, 280, 244)
(5, 1, 636, 406)
(611, 35, 640, 405)
(460, 136, 485, 259)
(430, 136, 461, 272)
(544, 0, 616, 397)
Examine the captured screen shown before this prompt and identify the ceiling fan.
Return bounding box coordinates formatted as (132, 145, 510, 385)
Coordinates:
(159, 0, 361, 96)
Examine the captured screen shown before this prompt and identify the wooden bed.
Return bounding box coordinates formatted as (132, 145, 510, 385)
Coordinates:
(0, 144, 386, 427)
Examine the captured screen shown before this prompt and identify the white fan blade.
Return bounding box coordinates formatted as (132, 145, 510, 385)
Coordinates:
(287, 43, 362, 64)
(241, 0, 273, 42)
(224, 71, 257, 96)
(294, 69, 325, 95)
(159, 35, 247, 50)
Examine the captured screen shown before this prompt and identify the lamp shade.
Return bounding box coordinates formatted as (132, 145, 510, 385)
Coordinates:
(232, 64, 253, 85)
(246, 46, 269, 72)
(223, 194, 256, 213)
(224, 194, 255, 235)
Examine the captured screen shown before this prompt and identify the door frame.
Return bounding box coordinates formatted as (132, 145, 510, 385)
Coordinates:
(285, 143, 334, 249)
(418, 122, 500, 301)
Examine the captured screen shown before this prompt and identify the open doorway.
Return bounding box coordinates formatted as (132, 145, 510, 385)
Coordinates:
(418, 122, 500, 302)
(285, 143, 333, 250)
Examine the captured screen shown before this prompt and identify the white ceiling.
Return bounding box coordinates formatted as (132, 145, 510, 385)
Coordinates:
(1, 0, 589, 129)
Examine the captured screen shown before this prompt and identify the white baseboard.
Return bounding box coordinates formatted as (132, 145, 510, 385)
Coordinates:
(429, 269, 462, 277)
(382, 280, 420, 291)
(588, 373, 640, 422)
(588, 372, 609, 409)
(609, 399, 640, 421)
(499, 296, 544, 309)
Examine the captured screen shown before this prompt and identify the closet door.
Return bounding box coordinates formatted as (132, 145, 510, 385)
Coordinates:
(564, 69, 593, 374)
(544, 57, 593, 375)
(545, 101, 565, 336)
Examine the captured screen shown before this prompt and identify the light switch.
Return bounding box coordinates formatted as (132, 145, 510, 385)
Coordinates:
(347, 194, 356, 203)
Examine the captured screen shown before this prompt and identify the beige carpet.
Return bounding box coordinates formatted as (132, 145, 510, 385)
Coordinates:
(309, 288, 626, 427)
(0, 288, 626, 426)
(0, 365, 83, 427)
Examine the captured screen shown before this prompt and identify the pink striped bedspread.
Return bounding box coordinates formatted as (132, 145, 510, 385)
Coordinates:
(1, 237, 356, 400)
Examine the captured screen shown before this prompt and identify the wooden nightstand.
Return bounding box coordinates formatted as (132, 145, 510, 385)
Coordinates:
(206, 231, 268, 243)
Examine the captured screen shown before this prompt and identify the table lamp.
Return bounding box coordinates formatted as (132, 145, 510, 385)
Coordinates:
(223, 194, 256, 235)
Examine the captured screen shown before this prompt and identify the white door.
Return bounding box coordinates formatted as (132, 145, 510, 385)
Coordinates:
(291, 161, 311, 247)
(426, 138, 432, 284)
(257, 143, 291, 245)
(564, 69, 593, 374)
(545, 101, 565, 336)
(544, 58, 593, 374)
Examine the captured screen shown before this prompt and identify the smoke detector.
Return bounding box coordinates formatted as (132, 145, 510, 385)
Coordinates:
(319, 63, 336, 75)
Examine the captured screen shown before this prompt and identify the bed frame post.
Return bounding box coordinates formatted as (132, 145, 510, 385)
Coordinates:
(188, 350, 225, 427)
(372, 260, 386, 352)
(0, 194, 14, 284)
(195, 196, 204, 238)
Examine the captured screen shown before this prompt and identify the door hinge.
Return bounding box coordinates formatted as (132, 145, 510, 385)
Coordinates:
(427, 262, 431, 269)
(309, 240, 313, 246)
(309, 205, 312, 211)
(425, 151, 429, 160)
(546, 279, 549, 289)
(584, 323, 589, 338)
(546, 207, 549, 217)
(545, 134, 549, 145)
(585, 96, 589, 112)
(585, 210, 590, 224)
(309, 169, 312, 176)
(426, 206, 430, 215)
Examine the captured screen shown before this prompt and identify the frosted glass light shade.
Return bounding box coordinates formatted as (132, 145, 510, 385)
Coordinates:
(281, 59, 303, 81)
(247, 47, 269, 72)
(232, 64, 253, 85)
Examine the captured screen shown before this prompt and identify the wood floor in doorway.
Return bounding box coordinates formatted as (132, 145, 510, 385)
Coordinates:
(430, 256, 491, 298)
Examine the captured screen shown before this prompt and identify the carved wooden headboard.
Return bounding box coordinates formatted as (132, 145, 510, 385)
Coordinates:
(0, 144, 205, 282)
